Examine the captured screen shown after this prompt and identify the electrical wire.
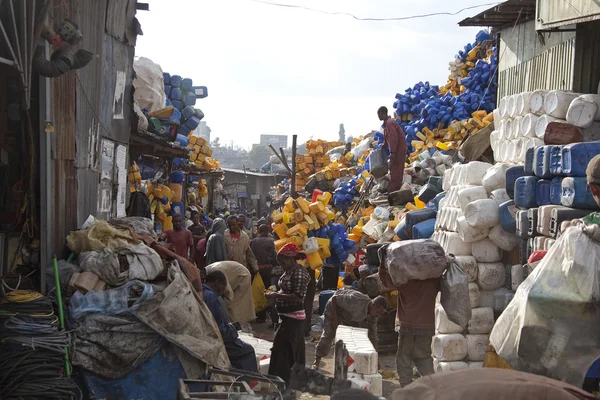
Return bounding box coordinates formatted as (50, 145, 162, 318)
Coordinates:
(248, 0, 502, 22)
(0, 289, 82, 399)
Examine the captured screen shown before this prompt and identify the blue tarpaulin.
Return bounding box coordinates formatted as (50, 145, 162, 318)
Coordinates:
(82, 343, 191, 400)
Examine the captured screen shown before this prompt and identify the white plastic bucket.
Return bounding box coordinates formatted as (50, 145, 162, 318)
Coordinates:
(458, 186, 488, 212)
(455, 255, 478, 283)
(476, 262, 505, 289)
(498, 96, 508, 119)
(511, 264, 525, 291)
(521, 113, 539, 138)
(516, 92, 532, 116)
(529, 90, 549, 116)
(458, 216, 490, 243)
(566, 97, 598, 128)
(468, 282, 480, 309)
(465, 199, 500, 229)
(511, 116, 523, 139)
(432, 334, 468, 362)
(579, 94, 600, 120)
(490, 188, 510, 204)
(544, 90, 581, 119)
(445, 232, 472, 256)
(488, 224, 520, 251)
(535, 114, 560, 139)
(482, 163, 509, 193)
(508, 95, 518, 118)
(472, 238, 502, 263)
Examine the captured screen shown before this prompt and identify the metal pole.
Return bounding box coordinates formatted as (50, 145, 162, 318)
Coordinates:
(291, 134, 297, 199)
(39, 42, 53, 294)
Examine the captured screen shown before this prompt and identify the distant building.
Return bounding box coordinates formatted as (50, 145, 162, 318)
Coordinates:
(260, 134, 288, 149)
(195, 121, 211, 143)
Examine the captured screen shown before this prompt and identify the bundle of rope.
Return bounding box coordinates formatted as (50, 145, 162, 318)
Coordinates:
(0, 290, 81, 399)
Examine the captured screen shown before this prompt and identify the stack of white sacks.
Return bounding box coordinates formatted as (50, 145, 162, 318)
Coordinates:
(491, 90, 600, 164)
(431, 161, 520, 372)
(335, 325, 383, 396)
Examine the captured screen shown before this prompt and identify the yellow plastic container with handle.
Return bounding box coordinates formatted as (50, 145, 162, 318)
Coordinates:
(307, 251, 323, 270)
(273, 224, 288, 239)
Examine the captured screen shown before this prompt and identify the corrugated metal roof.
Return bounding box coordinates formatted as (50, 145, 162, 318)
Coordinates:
(458, 0, 536, 28)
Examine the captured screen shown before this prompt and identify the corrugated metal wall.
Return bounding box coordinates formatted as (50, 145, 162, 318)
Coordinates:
(49, 0, 136, 255)
(498, 37, 576, 98)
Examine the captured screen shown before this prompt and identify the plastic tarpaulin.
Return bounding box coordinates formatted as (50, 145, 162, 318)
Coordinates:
(81, 343, 189, 400)
(490, 222, 600, 387)
(72, 313, 163, 378)
(132, 262, 231, 370)
(78, 243, 164, 286)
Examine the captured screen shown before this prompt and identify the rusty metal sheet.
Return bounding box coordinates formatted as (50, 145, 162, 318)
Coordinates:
(101, 35, 134, 144)
(106, 0, 138, 45)
(52, 160, 78, 256)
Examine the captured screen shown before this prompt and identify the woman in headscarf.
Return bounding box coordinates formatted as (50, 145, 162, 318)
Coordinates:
(205, 218, 227, 265)
(266, 243, 311, 384)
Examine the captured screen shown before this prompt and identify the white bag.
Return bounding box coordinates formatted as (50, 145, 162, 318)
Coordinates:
(490, 222, 600, 387)
(133, 57, 167, 112)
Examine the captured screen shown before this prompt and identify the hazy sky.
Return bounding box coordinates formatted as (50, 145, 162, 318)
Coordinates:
(135, 0, 491, 149)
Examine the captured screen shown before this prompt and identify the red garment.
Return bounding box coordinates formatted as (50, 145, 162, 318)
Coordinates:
(195, 237, 208, 269)
(383, 117, 407, 192)
(278, 242, 302, 257)
(379, 264, 439, 330)
(163, 229, 193, 258)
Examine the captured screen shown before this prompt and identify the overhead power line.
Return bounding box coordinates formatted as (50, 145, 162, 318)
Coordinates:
(248, 0, 502, 22)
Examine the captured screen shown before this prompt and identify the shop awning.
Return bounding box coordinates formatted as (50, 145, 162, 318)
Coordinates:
(458, 0, 536, 29)
(130, 133, 191, 159)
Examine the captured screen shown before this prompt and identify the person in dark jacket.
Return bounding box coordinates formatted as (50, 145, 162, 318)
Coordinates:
(266, 243, 310, 384)
(203, 271, 257, 372)
(205, 218, 227, 265)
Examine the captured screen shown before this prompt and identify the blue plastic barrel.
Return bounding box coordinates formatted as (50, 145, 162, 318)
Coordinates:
(524, 147, 535, 175)
(170, 201, 185, 216)
(182, 106, 195, 120)
(319, 290, 336, 315)
(175, 134, 189, 147)
(412, 218, 436, 239)
(405, 209, 437, 238)
(534, 146, 553, 179)
(163, 72, 171, 85)
(550, 177, 564, 205)
(181, 78, 193, 91)
(170, 170, 185, 184)
(514, 176, 540, 209)
(561, 142, 600, 177)
(535, 179, 551, 206)
(170, 75, 182, 88)
(183, 91, 197, 106)
(170, 107, 182, 124)
(170, 87, 183, 101)
(548, 145, 563, 176)
(177, 125, 191, 136)
(499, 200, 517, 233)
(395, 221, 409, 240)
(506, 166, 529, 199)
(561, 177, 600, 210)
(184, 116, 200, 131)
(171, 100, 183, 110)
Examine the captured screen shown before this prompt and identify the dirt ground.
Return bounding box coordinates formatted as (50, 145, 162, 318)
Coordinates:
(250, 295, 402, 399)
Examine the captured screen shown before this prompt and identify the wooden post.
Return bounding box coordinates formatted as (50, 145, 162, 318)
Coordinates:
(291, 134, 298, 199)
